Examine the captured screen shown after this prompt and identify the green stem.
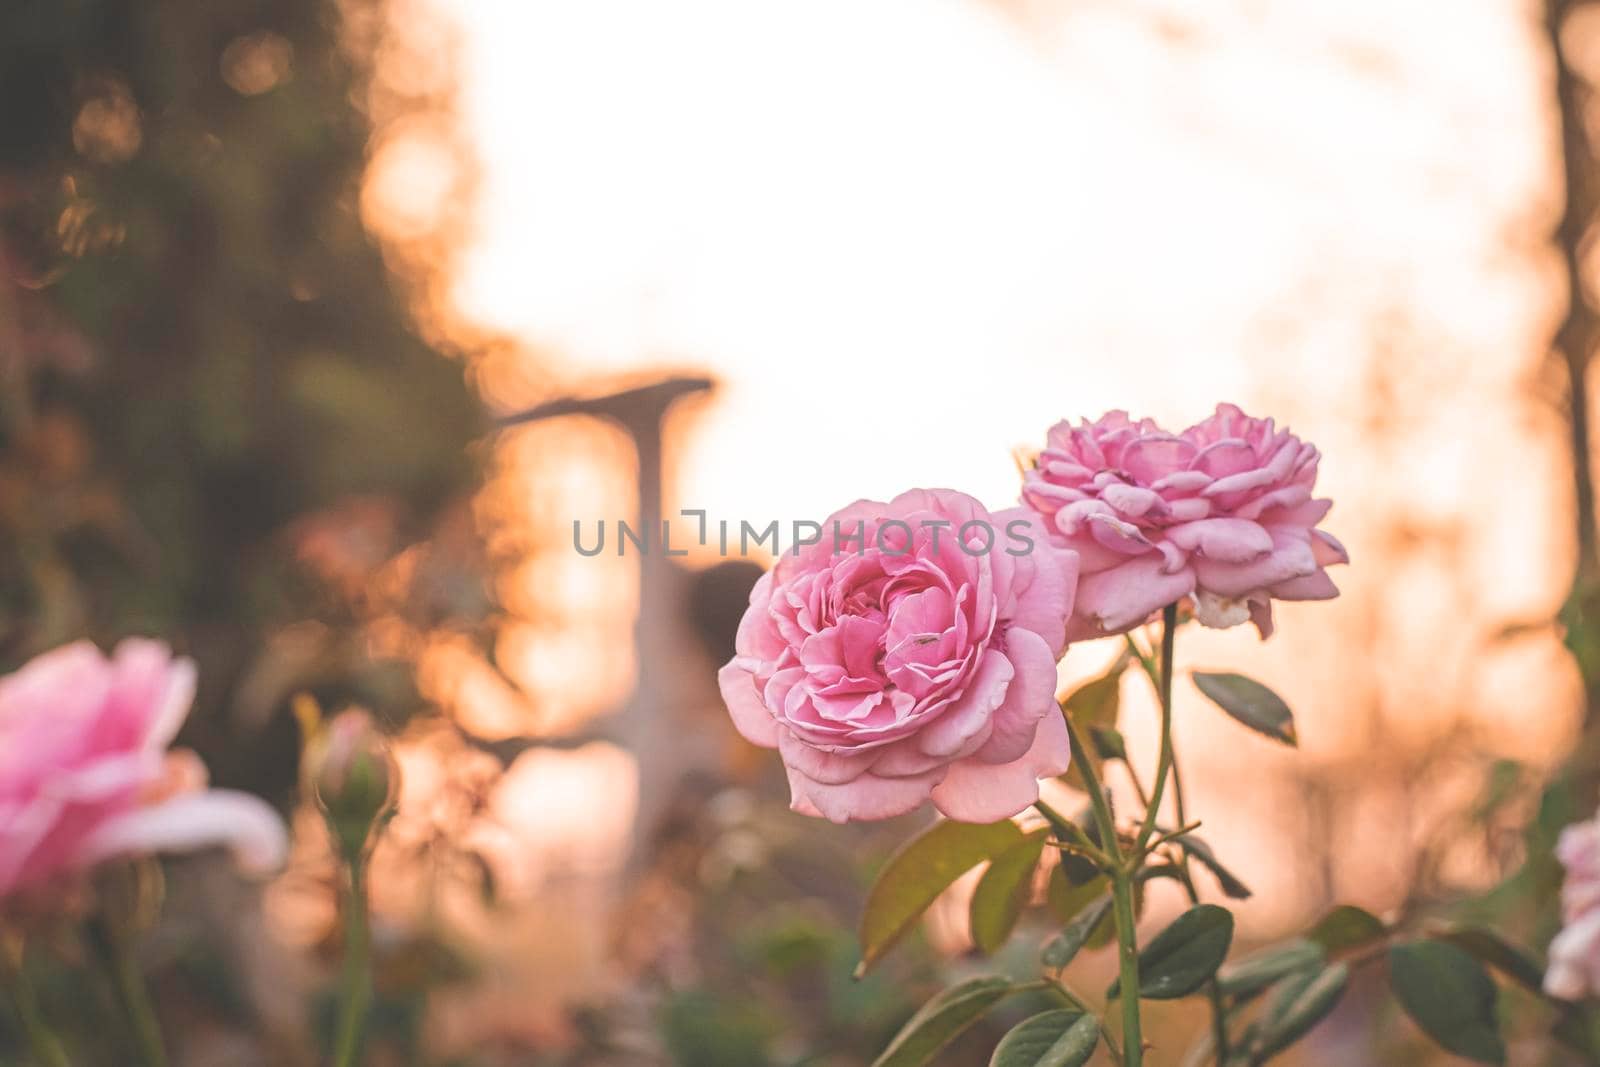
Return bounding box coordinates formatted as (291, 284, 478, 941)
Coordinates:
(1034, 798, 1113, 868)
(109, 935, 168, 1067)
(332, 858, 373, 1067)
(83, 914, 168, 1067)
(1123, 633, 1159, 691)
(1132, 612, 1230, 1064)
(1058, 708, 1143, 1066)
(1172, 766, 1229, 1062)
(1134, 604, 1178, 854)
(1109, 870, 1144, 1066)
(7, 957, 69, 1067)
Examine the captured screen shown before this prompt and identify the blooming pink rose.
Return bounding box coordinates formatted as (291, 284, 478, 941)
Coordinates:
(1547, 811, 1600, 999)
(0, 639, 288, 898)
(1021, 404, 1347, 640)
(719, 489, 1078, 824)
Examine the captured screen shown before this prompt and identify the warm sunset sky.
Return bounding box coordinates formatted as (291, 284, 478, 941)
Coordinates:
(385, 0, 1581, 933)
(434, 0, 1546, 537)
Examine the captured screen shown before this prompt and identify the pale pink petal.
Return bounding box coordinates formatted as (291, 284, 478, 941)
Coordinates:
(143, 657, 196, 753)
(76, 789, 288, 876)
(917, 651, 1013, 757)
(776, 728, 874, 785)
(1191, 534, 1316, 598)
(992, 508, 1076, 656)
(1310, 528, 1349, 566)
(972, 629, 1059, 764)
(0, 796, 65, 896)
(107, 640, 196, 752)
(717, 660, 780, 747)
(785, 764, 943, 824)
(1068, 557, 1195, 640)
(1547, 908, 1600, 999)
(1270, 569, 1340, 601)
(49, 751, 158, 802)
(930, 708, 1069, 823)
(1164, 518, 1273, 563)
(733, 572, 787, 662)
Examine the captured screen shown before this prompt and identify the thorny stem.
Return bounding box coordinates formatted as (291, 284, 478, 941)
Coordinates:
(1109, 872, 1145, 1066)
(1141, 820, 1203, 857)
(1034, 798, 1113, 868)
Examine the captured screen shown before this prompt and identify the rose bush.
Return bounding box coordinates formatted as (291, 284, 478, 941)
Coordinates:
(0, 639, 287, 898)
(718, 488, 1078, 823)
(1021, 403, 1347, 640)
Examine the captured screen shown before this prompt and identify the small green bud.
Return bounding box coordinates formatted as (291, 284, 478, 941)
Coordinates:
(304, 709, 397, 858)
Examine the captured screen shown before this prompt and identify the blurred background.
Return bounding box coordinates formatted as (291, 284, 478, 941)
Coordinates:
(2, 0, 1597, 1062)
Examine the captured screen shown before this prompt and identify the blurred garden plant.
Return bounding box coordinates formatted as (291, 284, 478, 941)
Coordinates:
(720, 405, 1563, 1066)
(0, 647, 402, 1067)
(298, 701, 399, 1067)
(0, 639, 287, 1066)
(0, 2, 494, 1058)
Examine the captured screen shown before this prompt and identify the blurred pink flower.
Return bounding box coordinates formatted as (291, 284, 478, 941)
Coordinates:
(1021, 404, 1347, 640)
(1547, 811, 1600, 1000)
(719, 488, 1077, 824)
(0, 639, 288, 898)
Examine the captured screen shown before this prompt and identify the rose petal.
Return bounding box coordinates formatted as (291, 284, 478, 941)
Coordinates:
(917, 651, 1013, 757)
(1164, 518, 1274, 563)
(930, 708, 1069, 823)
(717, 661, 780, 747)
(77, 789, 288, 876)
(1069, 556, 1196, 640)
(1191, 534, 1316, 598)
(971, 628, 1059, 764)
(785, 763, 944, 824)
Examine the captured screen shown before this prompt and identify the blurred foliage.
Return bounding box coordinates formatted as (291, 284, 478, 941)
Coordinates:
(0, 0, 488, 801)
(0, 2, 492, 1062)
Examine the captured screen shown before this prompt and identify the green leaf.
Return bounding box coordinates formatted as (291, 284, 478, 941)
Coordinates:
(1174, 835, 1253, 900)
(989, 1010, 1100, 1067)
(1216, 940, 1324, 1002)
(871, 976, 1014, 1067)
(1047, 870, 1116, 950)
(1060, 659, 1126, 791)
(1191, 672, 1296, 746)
(1429, 925, 1544, 992)
(1108, 904, 1234, 1001)
(1047, 869, 1106, 922)
(1054, 843, 1101, 890)
(858, 819, 1025, 975)
(1041, 895, 1114, 970)
(1087, 725, 1127, 761)
(971, 830, 1048, 955)
(1388, 941, 1505, 1065)
(1250, 962, 1350, 1062)
(1305, 905, 1387, 956)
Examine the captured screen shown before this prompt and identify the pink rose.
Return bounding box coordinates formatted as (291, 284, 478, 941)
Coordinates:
(1021, 404, 1347, 640)
(1547, 812, 1600, 1000)
(0, 639, 288, 898)
(719, 489, 1078, 824)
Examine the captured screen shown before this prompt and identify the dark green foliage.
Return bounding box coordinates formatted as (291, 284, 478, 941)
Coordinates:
(0, 0, 488, 802)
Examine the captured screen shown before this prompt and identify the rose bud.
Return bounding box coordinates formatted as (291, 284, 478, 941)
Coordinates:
(303, 708, 397, 858)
